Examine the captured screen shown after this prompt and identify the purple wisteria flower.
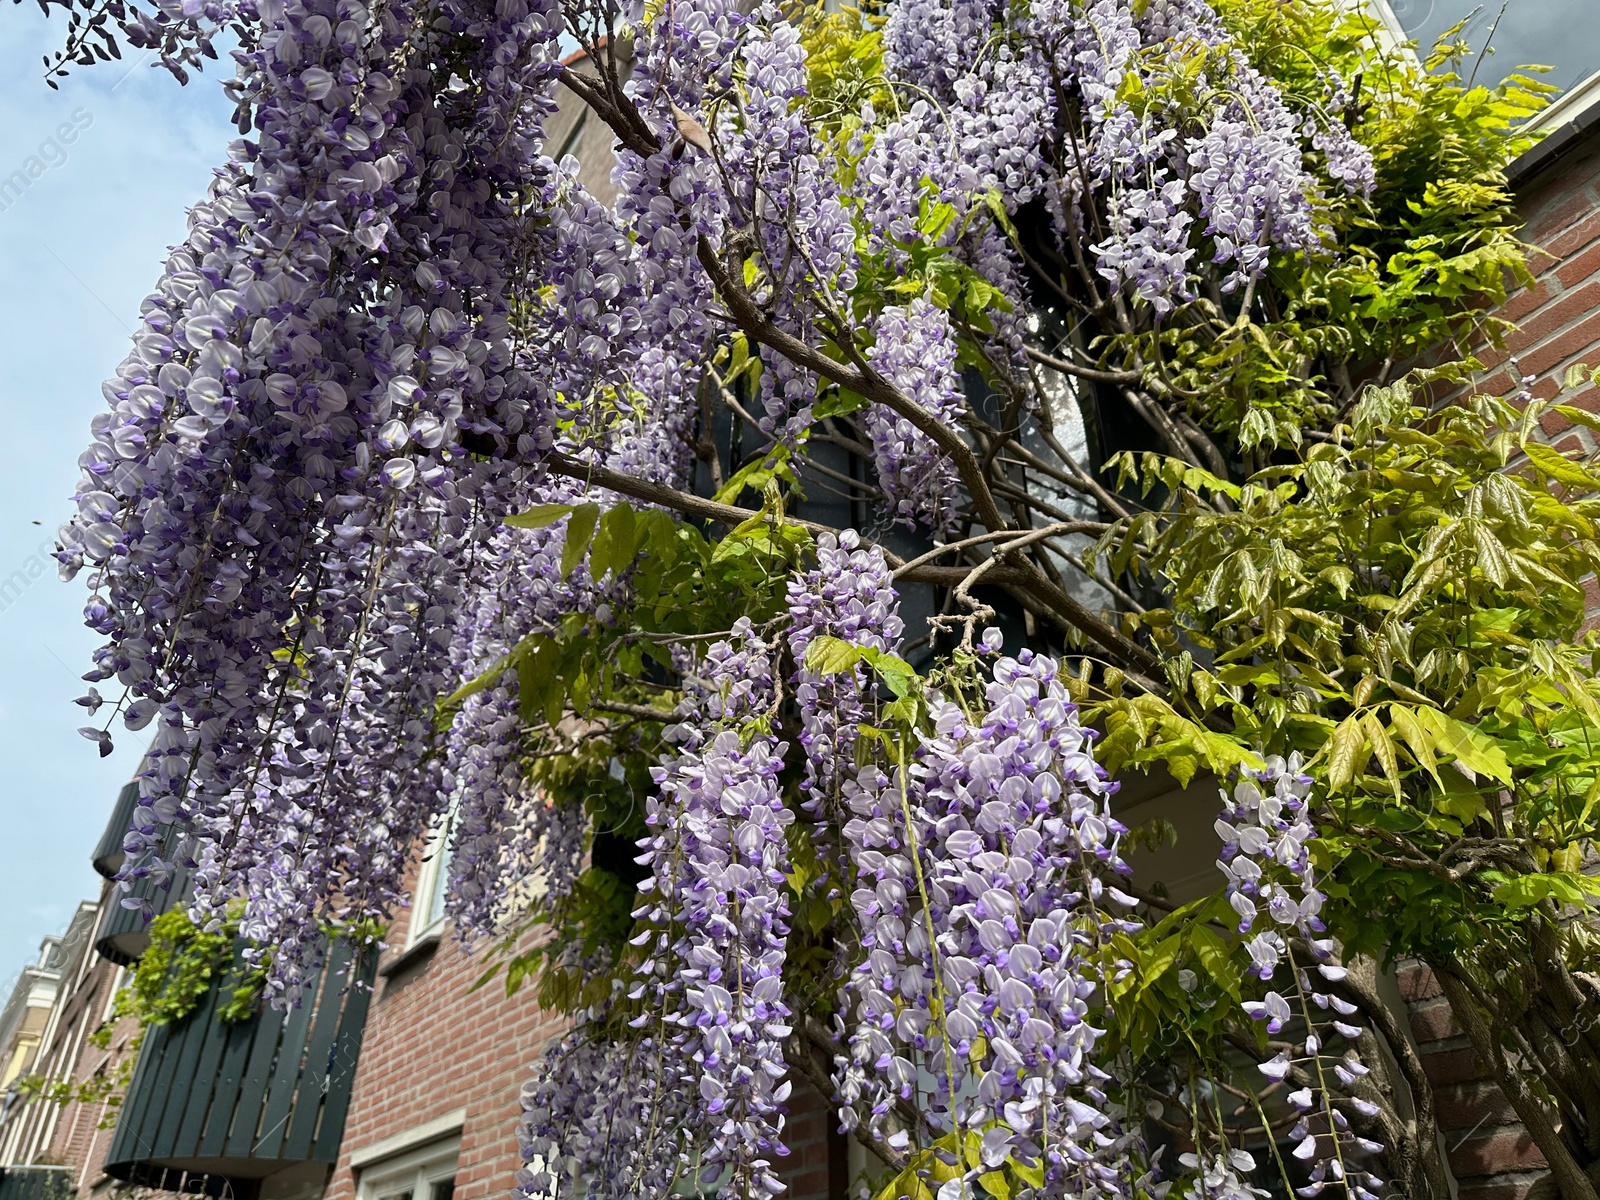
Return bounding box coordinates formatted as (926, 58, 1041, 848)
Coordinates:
(1217, 757, 1384, 1200)
(836, 641, 1144, 1197)
(864, 301, 964, 533)
(632, 620, 795, 1199)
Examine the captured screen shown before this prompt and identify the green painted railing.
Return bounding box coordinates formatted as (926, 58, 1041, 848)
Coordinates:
(0, 1166, 73, 1200)
(103, 940, 376, 1200)
(90, 781, 190, 965)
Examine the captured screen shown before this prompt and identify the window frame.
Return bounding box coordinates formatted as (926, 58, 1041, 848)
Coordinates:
(407, 806, 458, 948)
(355, 1134, 461, 1200)
(1365, 0, 1600, 125)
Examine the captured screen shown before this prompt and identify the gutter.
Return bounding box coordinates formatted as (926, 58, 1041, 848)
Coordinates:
(1509, 72, 1600, 186)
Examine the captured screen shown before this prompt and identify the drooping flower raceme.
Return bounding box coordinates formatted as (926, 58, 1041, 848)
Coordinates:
(836, 641, 1146, 1198)
(630, 620, 795, 1200)
(786, 531, 906, 830)
(864, 301, 964, 533)
(517, 1007, 693, 1199)
(1218, 757, 1385, 1200)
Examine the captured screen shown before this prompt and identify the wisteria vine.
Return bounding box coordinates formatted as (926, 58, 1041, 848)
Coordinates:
(42, 0, 1412, 1192)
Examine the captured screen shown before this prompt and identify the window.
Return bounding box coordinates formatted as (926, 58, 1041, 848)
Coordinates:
(355, 1134, 460, 1200)
(407, 807, 457, 948)
(1371, 0, 1600, 98)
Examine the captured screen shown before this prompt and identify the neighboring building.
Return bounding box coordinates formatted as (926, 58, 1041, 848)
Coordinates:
(0, 936, 70, 1094)
(0, 899, 118, 1200)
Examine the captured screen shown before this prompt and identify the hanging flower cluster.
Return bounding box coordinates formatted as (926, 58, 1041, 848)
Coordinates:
(914, 647, 1144, 1194)
(517, 1006, 694, 1199)
(864, 301, 964, 533)
(872, 0, 1374, 320)
(785, 531, 905, 830)
(1219, 757, 1384, 1200)
(631, 620, 795, 1198)
(60, 0, 577, 990)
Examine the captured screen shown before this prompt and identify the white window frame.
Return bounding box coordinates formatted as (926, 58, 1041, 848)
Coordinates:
(407, 805, 459, 948)
(355, 1133, 461, 1200)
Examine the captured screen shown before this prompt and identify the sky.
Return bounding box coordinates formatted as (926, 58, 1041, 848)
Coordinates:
(0, 15, 236, 976)
(1384, 0, 1600, 94)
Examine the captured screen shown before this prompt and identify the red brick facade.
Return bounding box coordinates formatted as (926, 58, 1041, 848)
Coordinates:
(322, 852, 845, 1200)
(321, 883, 566, 1200)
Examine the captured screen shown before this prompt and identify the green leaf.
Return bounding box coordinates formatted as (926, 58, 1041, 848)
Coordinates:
(1012, 1159, 1045, 1188)
(1325, 715, 1366, 793)
(806, 635, 864, 676)
(590, 504, 637, 580)
(440, 649, 513, 710)
(1524, 441, 1600, 490)
(1471, 523, 1513, 588)
(1361, 710, 1401, 798)
(505, 503, 575, 529)
(862, 648, 919, 699)
(978, 1172, 1011, 1200)
(1491, 872, 1597, 909)
(714, 447, 792, 503)
(1553, 404, 1600, 435)
(983, 188, 1022, 244)
(1414, 708, 1512, 784)
(1189, 926, 1241, 999)
(1388, 704, 1441, 785)
(559, 503, 600, 578)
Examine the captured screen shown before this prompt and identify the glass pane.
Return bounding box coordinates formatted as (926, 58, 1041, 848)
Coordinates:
(379, 1189, 413, 1200)
(430, 1178, 455, 1200)
(423, 809, 457, 928)
(1381, 0, 1600, 96)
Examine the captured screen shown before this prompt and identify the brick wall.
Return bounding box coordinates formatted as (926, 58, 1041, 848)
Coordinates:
(1398, 962, 1547, 1200)
(322, 862, 567, 1200)
(1479, 132, 1600, 425)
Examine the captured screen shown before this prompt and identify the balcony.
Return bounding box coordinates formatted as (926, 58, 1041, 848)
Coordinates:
(86, 782, 377, 1200)
(90, 782, 190, 966)
(102, 939, 376, 1200)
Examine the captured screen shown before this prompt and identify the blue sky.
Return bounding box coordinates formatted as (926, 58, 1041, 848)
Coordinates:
(1386, 0, 1600, 93)
(0, 16, 236, 975)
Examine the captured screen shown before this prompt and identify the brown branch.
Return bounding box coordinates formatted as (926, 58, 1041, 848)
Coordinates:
(790, 1022, 911, 1174)
(1434, 963, 1600, 1200)
(590, 700, 674, 721)
(1026, 345, 1141, 384)
(557, 64, 657, 157)
(692, 234, 1010, 536)
(546, 451, 1031, 588)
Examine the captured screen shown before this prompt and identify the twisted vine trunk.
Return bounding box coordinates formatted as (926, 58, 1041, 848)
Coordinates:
(1432, 962, 1600, 1200)
(1335, 957, 1456, 1200)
